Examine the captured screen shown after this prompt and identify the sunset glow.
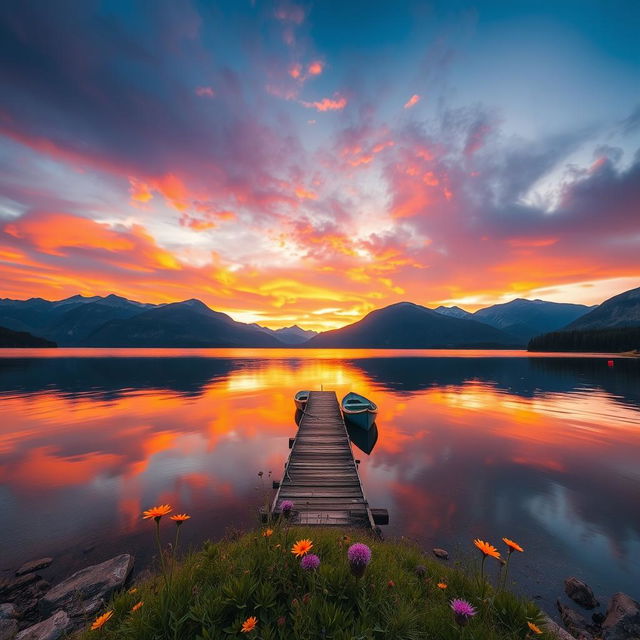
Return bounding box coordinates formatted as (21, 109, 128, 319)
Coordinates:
(1, 2, 638, 330)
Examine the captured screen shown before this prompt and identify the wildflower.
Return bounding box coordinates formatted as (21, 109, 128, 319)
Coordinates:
(450, 598, 477, 627)
(262, 529, 273, 537)
(503, 537, 524, 553)
(300, 554, 320, 571)
(473, 539, 501, 559)
(437, 582, 448, 589)
(170, 513, 191, 525)
(291, 539, 313, 557)
(131, 601, 144, 612)
(90, 611, 113, 630)
(241, 616, 258, 633)
(387, 580, 395, 588)
(142, 504, 172, 521)
(347, 542, 372, 578)
(302, 593, 311, 605)
(527, 621, 543, 634)
(128, 587, 137, 594)
(280, 500, 294, 517)
(277, 616, 286, 627)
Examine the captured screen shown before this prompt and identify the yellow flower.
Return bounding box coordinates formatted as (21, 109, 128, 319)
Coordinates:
(437, 582, 448, 589)
(90, 611, 113, 630)
(262, 529, 273, 537)
(128, 587, 137, 594)
(291, 539, 313, 557)
(131, 601, 144, 612)
(473, 538, 501, 559)
(527, 621, 543, 634)
(241, 616, 258, 633)
(170, 513, 191, 524)
(142, 504, 172, 520)
(503, 537, 524, 553)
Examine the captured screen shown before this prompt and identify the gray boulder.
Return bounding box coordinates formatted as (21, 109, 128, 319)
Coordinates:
(15, 611, 70, 640)
(542, 613, 581, 640)
(39, 554, 133, 618)
(0, 604, 17, 619)
(432, 548, 449, 560)
(557, 600, 594, 640)
(602, 593, 640, 640)
(16, 559, 53, 577)
(564, 577, 599, 609)
(0, 618, 18, 640)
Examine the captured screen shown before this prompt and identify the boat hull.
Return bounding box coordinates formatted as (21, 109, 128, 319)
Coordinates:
(343, 409, 377, 431)
(294, 390, 310, 412)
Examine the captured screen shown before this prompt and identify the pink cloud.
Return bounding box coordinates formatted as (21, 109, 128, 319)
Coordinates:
(300, 94, 347, 112)
(288, 63, 302, 79)
(404, 94, 420, 109)
(195, 86, 215, 98)
(308, 60, 324, 76)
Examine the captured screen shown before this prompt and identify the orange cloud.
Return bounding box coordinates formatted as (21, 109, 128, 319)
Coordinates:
(308, 60, 324, 75)
(404, 94, 420, 109)
(289, 63, 302, 79)
(300, 94, 347, 112)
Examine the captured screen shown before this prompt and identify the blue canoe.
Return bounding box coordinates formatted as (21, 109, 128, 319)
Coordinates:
(341, 392, 378, 431)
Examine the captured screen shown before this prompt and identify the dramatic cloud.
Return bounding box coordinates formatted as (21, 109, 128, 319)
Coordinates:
(0, 1, 638, 328)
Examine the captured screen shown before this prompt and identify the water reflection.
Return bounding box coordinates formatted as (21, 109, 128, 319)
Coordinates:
(0, 350, 638, 609)
(347, 422, 379, 455)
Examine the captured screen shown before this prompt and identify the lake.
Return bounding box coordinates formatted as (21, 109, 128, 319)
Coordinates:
(1, 349, 638, 613)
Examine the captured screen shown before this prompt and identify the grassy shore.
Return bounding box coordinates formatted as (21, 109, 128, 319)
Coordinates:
(80, 524, 550, 640)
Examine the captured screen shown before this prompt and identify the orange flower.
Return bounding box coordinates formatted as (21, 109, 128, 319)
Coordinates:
(291, 539, 313, 557)
(128, 588, 137, 594)
(437, 582, 448, 589)
(90, 611, 113, 630)
(131, 601, 144, 612)
(503, 537, 524, 553)
(170, 513, 191, 524)
(527, 621, 543, 634)
(262, 528, 273, 537)
(241, 616, 258, 633)
(473, 539, 501, 559)
(142, 504, 172, 520)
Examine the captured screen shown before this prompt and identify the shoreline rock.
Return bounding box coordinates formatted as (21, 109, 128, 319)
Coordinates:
(39, 554, 133, 619)
(16, 559, 53, 578)
(564, 577, 599, 610)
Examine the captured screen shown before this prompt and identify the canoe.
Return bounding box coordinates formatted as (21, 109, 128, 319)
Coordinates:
(294, 390, 310, 411)
(341, 392, 378, 431)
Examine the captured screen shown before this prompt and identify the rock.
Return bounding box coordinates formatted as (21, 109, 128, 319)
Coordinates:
(542, 613, 580, 640)
(15, 610, 70, 640)
(0, 618, 18, 640)
(0, 604, 17, 619)
(602, 593, 640, 640)
(557, 600, 594, 640)
(0, 573, 40, 597)
(15, 559, 53, 577)
(39, 554, 133, 618)
(564, 577, 599, 609)
(432, 548, 449, 560)
(592, 612, 606, 625)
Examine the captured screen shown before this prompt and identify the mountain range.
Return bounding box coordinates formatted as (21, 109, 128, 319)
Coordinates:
(0, 286, 637, 349)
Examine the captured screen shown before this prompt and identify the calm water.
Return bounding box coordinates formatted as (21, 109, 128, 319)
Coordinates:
(1, 349, 639, 612)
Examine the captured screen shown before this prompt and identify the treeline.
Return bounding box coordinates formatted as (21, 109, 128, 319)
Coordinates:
(528, 326, 640, 352)
(0, 326, 57, 348)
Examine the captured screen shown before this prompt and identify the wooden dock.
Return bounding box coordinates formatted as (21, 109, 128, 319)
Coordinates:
(269, 391, 387, 530)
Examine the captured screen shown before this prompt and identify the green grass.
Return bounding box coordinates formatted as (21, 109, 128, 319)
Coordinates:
(80, 525, 550, 640)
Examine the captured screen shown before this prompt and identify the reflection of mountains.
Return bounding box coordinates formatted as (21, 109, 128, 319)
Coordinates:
(0, 357, 240, 398)
(348, 356, 640, 406)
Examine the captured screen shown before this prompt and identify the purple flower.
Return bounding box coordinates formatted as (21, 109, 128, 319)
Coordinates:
(280, 500, 294, 516)
(450, 598, 477, 626)
(347, 543, 372, 578)
(300, 554, 320, 571)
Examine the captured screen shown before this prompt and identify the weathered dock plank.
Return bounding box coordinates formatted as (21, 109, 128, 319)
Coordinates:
(270, 390, 382, 529)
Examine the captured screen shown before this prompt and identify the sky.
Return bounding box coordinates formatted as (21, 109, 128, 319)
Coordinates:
(0, 0, 639, 330)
